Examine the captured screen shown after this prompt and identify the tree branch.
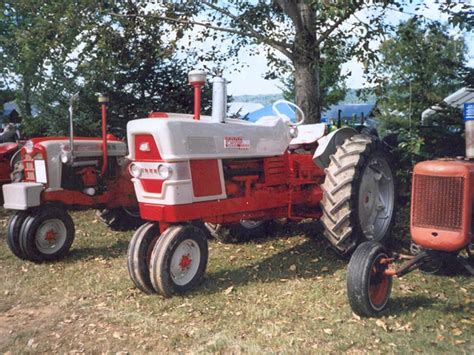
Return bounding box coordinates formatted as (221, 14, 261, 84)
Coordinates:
(201, 1, 293, 58)
(109, 9, 293, 59)
(315, 6, 359, 46)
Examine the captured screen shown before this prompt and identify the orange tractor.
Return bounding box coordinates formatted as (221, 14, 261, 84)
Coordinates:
(347, 102, 474, 317)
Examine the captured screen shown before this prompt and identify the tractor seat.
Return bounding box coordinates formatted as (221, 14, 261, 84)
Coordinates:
(289, 124, 326, 147)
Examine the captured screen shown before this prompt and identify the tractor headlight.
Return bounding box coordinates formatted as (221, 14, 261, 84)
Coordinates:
(129, 163, 141, 178)
(157, 164, 172, 179)
(25, 140, 34, 154)
(60, 144, 71, 164)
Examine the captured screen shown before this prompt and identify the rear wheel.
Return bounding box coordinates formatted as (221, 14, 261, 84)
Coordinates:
(127, 222, 160, 294)
(96, 207, 144, 231)
(6, 211, 29, 259)
(149, 225, 208, 297)
(347, 241, 393, 317)
(321, 134, 395, 255)
(206, 220, 270, 243)
(19, 206, 75, 262)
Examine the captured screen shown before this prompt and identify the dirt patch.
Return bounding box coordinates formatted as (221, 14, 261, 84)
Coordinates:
(0, 304, 60, 349)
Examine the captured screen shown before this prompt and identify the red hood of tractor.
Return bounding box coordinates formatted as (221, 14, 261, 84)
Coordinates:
(0, 142, 19, 155)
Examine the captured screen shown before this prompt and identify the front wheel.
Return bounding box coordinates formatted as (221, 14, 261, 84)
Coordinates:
(127, 222, 161, 294)
(19, 206, 75, 262)
(149, 224, 208, 297)
(6, 211, 29, 259)
(347, 241, 393, 317)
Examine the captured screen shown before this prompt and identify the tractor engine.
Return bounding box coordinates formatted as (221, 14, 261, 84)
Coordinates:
(19, 138, 128, 195)
(410, 159, 474, 252)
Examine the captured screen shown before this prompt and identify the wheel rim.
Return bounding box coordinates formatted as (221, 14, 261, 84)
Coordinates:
(368, 254, 391, 310)
(35, 219, 68, 254)
(170, 239, 201, 286)
(358, 156, 394, 240)
(240, 220, 263, 229)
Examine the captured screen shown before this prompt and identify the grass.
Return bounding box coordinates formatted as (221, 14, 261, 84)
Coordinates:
(0, 209, 473, 353)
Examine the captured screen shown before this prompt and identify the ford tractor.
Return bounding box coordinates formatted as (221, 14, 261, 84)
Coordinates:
(2, 93, 141, 262)
(126, 70, 396, 297)
(347, 102, 474, 317)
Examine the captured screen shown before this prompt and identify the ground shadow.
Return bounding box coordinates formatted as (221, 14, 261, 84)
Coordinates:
(66, 239, 130, 262)
(197, 222, 347, 295)
(385, 294, 469, 317)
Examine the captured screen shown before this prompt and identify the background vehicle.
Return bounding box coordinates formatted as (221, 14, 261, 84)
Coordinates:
(2, 94, 142, 262)
(126, 70, 396, 297)
(347, 101, 474, 317)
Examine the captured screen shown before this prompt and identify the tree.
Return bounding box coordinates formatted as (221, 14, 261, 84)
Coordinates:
(370, 18, 468, 196)
(111, 1, 399, 123)
(0, 1, 213, 137)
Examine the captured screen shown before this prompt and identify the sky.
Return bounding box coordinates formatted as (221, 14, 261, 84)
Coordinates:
(222, 0, 474, 96)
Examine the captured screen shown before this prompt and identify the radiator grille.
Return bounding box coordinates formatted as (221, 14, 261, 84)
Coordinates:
(412, 174, 464, 231)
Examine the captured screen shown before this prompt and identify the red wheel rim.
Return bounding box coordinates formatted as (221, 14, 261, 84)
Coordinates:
(368, 254, 391, 309)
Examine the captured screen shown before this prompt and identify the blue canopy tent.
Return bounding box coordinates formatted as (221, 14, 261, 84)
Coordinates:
(245, 103, 296, 122)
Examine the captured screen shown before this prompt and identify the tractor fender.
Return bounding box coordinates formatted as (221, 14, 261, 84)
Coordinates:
(312, 127, 358, 169)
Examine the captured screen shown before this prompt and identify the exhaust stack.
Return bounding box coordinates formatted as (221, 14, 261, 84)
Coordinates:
(98, 94, 109, 175)
(211, 75, 227, 123)
(68, 91, 81, 164)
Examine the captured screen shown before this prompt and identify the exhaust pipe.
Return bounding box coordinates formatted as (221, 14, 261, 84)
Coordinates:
(211, 74, 227, 123)
(98, 94, 109, 175)
(68, 91, 81, 164)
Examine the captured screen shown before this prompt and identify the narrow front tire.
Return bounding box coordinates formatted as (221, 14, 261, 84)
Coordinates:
(347, 241, 393, 317)
(149, 225, 208, 297)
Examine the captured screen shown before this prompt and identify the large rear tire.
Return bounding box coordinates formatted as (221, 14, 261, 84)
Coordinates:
(96, 207, 144, 231)
(149, 225, 208, 298)
(19, 206, 75, 262)
(127, 222, 161, 294)
(6, 211, 29, 259)
(206, 220, 271, 243)
(347, 241, 393, 317)
(321, 134, 395, 255)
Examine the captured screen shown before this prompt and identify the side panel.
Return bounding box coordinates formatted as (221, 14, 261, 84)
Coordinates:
(190, 159, 223, 197)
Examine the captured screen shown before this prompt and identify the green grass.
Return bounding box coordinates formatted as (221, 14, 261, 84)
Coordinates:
(0, 209, 472, 353)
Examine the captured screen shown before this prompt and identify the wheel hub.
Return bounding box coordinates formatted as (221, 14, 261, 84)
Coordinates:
(358, 157, 394, 240)
(170, 239, 201, 286)
(179, 254, 192, 269)
(35, 219, 67, 254)
(44, 229, 57, 243)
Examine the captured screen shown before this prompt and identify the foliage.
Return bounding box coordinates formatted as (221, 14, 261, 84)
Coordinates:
(0, 1, 212, 137)
(123, 1, 400, 123)
(371, 18, 468, 197)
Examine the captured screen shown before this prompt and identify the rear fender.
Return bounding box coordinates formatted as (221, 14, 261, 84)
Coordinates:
(312, 127, 358, 169)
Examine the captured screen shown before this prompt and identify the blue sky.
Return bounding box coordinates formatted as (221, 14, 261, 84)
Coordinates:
(224, 0, 474, 96)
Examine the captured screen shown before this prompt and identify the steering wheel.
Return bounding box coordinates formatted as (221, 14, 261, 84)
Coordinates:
(272, 100, 305, 126)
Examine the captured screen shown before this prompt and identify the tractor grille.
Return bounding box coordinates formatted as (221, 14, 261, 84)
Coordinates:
(412, 174, 464, 231)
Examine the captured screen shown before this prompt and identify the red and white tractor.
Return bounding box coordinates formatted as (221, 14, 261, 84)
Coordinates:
(2, 93, 141, 262)
(126, 70, 396, 297)
(0, 142, 22, 185)
(347, 105, 474, 317)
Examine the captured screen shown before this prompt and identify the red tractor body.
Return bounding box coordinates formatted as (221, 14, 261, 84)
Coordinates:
(126, 71, 397, 297)
(0, 142, 19, 184)
(2, 95, 141, 263)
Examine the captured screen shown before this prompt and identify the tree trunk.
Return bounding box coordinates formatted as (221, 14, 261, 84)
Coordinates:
(294, 57, 321, 124)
